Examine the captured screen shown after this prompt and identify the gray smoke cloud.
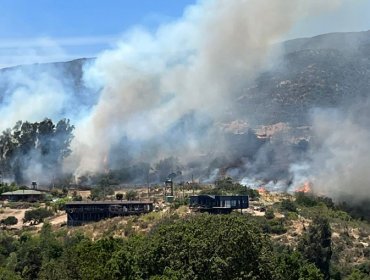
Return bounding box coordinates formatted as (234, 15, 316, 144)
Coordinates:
(68, 0, 342, 176)
(0, 0, 352, 189)
(298, 101, 370, 202)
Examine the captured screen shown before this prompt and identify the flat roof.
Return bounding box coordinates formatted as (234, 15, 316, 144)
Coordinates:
(1, 190, 44, 196)
(66, 200, 153, 205)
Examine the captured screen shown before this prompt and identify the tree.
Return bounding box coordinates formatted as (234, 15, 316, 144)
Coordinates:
(0, 267, 22, 280)
(23, 208, 54, 225)
(115, 193, 124, 200)
(274, 250, 323, 280)
(110, 214, 277, 279)
(203, 177, 260, 199)
(125, 190, 138, 201)
(1, 216, 18, 228)
(265, 208, 275, 219)
(0, 118, 74, 184)
(281, 199, 297, 212)
(298, 216, 332, 280)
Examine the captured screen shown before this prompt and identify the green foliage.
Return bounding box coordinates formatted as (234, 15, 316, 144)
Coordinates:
(111, 214, 277, 279)
(295, 192, 319, 207)
(72, 195, 82, 201)
(6, 202, 40, 209)
(90, 187, 114, 200)
(295, 193, 335, 210)
(281, 199, 298, 212)
(0, 183, 18, 195)
(263, 219, 288, 234)
(0, 119, 74, 184)
(0, 211, 354, 280)
(345, 269, 369, 280)
(125, 190, 138, 201)
(51, 197, 71, 212)
(115, 193, 123, 200)
(274, 250, 324, 280)
(201, 177, 260, 199)
(170, 197, 189, 210)
(0, 216, 18, 227)
(23, 208, 54, 225)
(299, 216, 332, 280)
(265, 208, 275, 219)
(0, 267, 22, 280)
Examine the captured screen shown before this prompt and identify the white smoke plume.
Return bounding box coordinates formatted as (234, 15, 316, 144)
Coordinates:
(69, 0, 343, 175)
(302, 105, 370, 201)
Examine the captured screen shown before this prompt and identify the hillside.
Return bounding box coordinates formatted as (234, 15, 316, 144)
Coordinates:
(238, 31, 370, 125)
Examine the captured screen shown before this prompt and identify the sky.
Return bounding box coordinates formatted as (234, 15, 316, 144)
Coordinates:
(0, 0, 370, 68)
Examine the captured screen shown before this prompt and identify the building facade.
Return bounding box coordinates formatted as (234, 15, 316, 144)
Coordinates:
(0, 190, 45, 202)
(65, 200, 154, 226)
(189, 195, 249, 213)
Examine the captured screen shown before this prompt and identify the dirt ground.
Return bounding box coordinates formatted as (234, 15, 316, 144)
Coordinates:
(0, 207, 30, 229)
(48, 213, 67, 225)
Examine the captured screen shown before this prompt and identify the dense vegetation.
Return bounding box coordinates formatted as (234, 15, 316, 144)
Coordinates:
(200, 177, 260, 199)
(0, 214, 330, 280)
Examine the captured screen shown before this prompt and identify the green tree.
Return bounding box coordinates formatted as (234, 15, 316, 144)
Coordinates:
(281, 199, 297, 212)
(0, 267, 22, 280)
(0, 216, 18, 228)
(265, 208, 275, 219)
(112, 214, 277, 279)
(0, 119, 74, 184)
(115, 193, 123, 200)
(125, 190, 138, 201)
(23, 208, 53, 225)
(298, 216, 332, 280)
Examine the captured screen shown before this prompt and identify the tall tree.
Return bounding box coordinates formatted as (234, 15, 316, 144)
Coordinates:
(298, 216, 332, 280)
(0, 118, 74, 184)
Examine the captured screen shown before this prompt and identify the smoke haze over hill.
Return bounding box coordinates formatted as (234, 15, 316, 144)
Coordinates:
(0, 0, 370, 203)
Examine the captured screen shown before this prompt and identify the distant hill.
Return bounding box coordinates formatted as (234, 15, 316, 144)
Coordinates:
(1, 31, 370, 126)
(238, 30, 370, 125)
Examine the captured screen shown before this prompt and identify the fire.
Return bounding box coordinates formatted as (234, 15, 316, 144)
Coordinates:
(258, 186, 266, 194)
(296, 181, 312, 193)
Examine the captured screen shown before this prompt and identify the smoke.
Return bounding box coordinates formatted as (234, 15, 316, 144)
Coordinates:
(300, 102, 370, 202)
(69, 0, 342, 175)
(0, 0, 350, 188)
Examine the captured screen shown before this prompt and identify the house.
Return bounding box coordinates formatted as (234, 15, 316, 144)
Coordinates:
(65, 200, 154, 226)
(0, 189, 45, 202)
(189, 195, 249, 213)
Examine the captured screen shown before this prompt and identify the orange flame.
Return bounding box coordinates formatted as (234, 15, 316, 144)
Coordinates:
(258, 186, 266, 194)
(296, 181, 312, 193)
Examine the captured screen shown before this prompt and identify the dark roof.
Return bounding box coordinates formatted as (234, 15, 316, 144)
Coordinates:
(1, 190, 44, 196)
(66, 200, 153, 206)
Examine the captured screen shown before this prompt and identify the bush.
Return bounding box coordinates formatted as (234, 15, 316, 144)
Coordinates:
(265, 208, 275, 219)
(23, 208, 54, 225)
(7, 202, 40, 209)
(0, 216, 18, 227)
(281, 199, 297, 212)
(119, 214, 277, 279)
(125, 190, 138, 201)
(295, 192, 318, 207)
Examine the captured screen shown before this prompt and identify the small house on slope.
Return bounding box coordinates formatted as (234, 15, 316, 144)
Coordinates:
(0, 190, 45, 202)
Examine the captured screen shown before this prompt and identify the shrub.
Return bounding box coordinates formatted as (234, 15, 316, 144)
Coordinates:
(281, 199, 297, 212)
(125, 190, 138, 201)
(0, 216, 18, 227)
(265, 208, 275, 219)
(23, 208, 54, 225)
(116, 193, 124, 200)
